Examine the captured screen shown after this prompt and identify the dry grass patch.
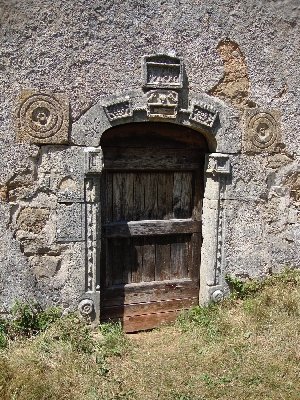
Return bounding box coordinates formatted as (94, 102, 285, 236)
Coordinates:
(0, 270, 299, 400)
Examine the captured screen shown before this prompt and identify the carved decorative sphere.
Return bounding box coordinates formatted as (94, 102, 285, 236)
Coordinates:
(211, 289, 224, 303)
(78, 299, 94, 316)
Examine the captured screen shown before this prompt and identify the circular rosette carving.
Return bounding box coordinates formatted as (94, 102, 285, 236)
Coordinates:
(211, 289, 224, 303)
(78, 299, 94, 317)
(248, 112, 278, 149)
(19, 94, 64, 139)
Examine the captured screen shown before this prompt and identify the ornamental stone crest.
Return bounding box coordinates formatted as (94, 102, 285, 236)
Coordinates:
(146, 89, 178, 119)
(189, 103, 218, 128)
(103, 98, 133, 122)
(142, 54, 183, 89)
(17, 91, 69, 144)
(244, 109, 281, 153)
(206, 153, 231, 175)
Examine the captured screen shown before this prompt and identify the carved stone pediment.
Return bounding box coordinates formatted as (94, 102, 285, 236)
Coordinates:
(146, 89, 178, 119)
(143, 54, 183, 89)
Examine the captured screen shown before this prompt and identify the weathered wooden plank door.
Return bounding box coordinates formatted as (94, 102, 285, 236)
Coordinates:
(100, 123, 207, 332)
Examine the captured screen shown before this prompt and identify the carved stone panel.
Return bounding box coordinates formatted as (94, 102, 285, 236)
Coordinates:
(103, 99, 132, 122)
(143, 54, 183, 89)
(17, 90, 69, 144)
(84, 148, 103, 174)
(244, 109, 281, 153)
(146, 90, 178, 119)
(85, 178, 100, 293)
(56, 203, 85, 242)
(190, 103, 218, 128)
(206, 153, 231, 176)
(46, 147, 86, 203)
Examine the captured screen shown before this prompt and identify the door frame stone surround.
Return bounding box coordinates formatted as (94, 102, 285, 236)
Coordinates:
(16, 55, 237, 323)
(74, 89, 233, 322)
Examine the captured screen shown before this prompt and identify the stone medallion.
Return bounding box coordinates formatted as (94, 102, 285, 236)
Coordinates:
(244, 109, 281, 153)
(17, 91, 69, 144)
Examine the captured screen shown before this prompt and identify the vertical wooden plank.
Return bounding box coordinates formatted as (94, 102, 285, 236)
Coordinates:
(170, 235, 187, 279)
(112, 239, 125, 285)
(105, 239, 113, 287)
(173, 172, 192, 219)
(181, 172, 193, 218)
(142, 237, 156, 282)
(189, 233, 201, 281)
(192, 170, 203, 221)
(112, 173, 123, 221)
(144, 173, 158, 219)
(133, 172, 144, 220)
(155, 236, 171, 281)
(157, 173, 173, 219)
(123, 172, 134, 221)
(131, 237, 143, 283)
(122, 238, 132, 284)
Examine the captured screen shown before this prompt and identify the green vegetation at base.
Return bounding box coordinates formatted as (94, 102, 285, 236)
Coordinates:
(0, 269, 299, 400)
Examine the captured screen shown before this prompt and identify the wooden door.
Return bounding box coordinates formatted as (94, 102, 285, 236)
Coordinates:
(100, 123, 207, 332)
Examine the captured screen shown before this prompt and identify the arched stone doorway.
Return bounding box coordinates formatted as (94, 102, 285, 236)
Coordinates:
(99, 122, 208, 332)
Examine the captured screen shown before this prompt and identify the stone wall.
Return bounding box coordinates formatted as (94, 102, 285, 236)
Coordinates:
(0, 0, 299, 315)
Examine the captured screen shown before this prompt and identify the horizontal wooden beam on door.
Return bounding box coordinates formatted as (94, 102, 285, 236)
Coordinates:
(103, 148, 204, 170)
(101, 297, 198, 319)
(103, 219, 201, 237)
(103, 278, 199, 306)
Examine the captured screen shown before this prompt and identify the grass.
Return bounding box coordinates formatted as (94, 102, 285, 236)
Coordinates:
(0, 270, 299, 400)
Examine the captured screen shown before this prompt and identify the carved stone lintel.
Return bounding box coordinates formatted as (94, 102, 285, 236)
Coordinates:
(206, 153, 231, 176)
(244, 109, 281, 153)
(190, 103, 218, 128)
(146, 89, 178, 119)
(143, 54, 183, 89)
(103, 98, 132, 122)
(84, 147, 103, 174)
(17, 90, 69, 144)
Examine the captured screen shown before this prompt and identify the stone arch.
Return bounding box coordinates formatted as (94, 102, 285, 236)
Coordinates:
(77, 88, 234, 324)
(71, 88, 241, 154)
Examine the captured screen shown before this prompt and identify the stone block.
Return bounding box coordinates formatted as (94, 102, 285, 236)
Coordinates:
(39, 146, 86, 202)
(223, 200, 270, 278)
(56, 203, 85, 242)
(17, 91, 69, 145)
(30, 255, 61, 279)
(16, 207, 50, 234)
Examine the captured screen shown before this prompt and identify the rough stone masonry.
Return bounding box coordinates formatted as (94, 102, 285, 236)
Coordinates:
(0, 0, 299, 320)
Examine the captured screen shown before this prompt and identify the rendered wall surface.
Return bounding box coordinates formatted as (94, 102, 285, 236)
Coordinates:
(0, 0, 299, 315)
